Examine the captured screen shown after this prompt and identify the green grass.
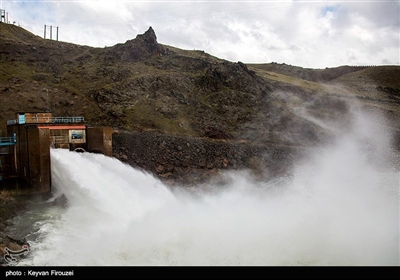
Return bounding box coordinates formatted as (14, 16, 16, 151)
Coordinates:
(125, 98, 197, 136)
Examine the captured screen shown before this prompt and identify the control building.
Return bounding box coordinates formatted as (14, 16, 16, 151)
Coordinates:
(0, 112, 112, 193)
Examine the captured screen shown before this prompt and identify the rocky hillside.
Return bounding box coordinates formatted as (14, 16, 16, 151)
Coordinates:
(1, 23, 399, 184)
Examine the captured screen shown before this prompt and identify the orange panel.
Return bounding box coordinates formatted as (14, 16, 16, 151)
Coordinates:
(37, 125, 86, 130)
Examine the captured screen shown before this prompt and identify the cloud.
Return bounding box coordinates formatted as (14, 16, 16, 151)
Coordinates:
(2, 0, 399, 68)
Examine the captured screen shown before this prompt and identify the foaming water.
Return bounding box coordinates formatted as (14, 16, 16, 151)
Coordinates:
(17, 150, 399, 266)
(18, 113, 399, 266)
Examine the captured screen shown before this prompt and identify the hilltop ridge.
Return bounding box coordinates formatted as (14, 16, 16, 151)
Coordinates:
(248, 62, 377, 83)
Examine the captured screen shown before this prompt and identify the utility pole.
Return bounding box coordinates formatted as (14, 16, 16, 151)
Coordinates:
(0, 9, 5, 23)
(44, 25, 59, 41)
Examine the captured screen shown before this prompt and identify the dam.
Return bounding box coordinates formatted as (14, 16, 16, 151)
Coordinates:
(0, 112, 111, 193)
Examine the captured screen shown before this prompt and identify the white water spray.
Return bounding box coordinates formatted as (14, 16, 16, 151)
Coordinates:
(19, 112, 399, 266)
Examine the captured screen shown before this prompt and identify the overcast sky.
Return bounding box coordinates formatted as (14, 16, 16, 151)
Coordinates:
(1, 0, 399, 68)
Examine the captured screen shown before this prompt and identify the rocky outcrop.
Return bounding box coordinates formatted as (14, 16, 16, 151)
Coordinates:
(105, 26, 166, 63)
(0, 195, 26, 232)
(112, 130, 301, 186)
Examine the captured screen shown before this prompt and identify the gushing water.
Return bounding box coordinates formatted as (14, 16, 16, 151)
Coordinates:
(17, 112, 400, 266)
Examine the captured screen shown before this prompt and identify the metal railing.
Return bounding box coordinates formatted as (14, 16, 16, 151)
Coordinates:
(24, 116, 52, 123)
(52, 117, 84, 123)
(7, 116, 84, 125)
(0, 136, 16, 146)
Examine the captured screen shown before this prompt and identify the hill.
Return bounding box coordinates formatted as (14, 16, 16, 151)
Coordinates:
(1, 23, 399, 184)
(247, 62, 374, 83)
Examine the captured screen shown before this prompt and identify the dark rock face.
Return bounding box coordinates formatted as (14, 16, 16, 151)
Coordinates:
(197, 61, 269, 93)
(113, 130, 301, 186)
(105, 26, 166, 63)
(0, 195, 26, 232)
(137, 26, 158, 45)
